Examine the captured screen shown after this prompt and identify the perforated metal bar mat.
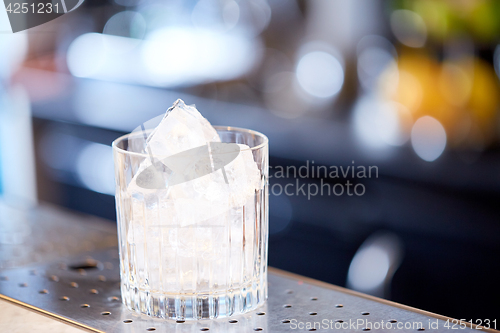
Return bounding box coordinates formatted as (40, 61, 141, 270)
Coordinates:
(0, 248, 494, 333)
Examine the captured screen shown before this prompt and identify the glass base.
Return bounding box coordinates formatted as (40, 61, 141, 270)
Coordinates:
(121, 279, 267, 320)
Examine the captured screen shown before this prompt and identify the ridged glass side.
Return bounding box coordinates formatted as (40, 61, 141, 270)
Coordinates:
(113, 127, 269, 320)
(116, 190, 267, 319)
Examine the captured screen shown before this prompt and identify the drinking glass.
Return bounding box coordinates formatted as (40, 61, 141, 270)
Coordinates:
(112, 126, 268, 320)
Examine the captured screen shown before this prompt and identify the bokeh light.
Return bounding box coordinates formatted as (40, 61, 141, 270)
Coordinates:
(67, 28, 261, 88)
(103, 11, 146, 39)
(411, 116, 447, 162)
(191, 0, 270, 36)
(142, 27, 260, 86)
(192, 0, 240, 31)
(494, 45, 500, 80)
(390, 9, 427, 48)
(357, 35, 397, 91)
(296, 51, 344, 98)
(438, 62, 472, 107)
(237, 0, 272, 36)
(76, 143, 115, 195)
(348, 246, 390, 292)
(67, 33, 108, 79)
(353, 95, 412, 149)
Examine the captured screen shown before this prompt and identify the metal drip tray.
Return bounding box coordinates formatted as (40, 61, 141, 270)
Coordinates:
(0, 204, 494, 332)
(0, 248, 493, 332)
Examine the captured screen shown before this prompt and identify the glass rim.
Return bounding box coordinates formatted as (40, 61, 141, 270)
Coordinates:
(112, 125, 269, 158)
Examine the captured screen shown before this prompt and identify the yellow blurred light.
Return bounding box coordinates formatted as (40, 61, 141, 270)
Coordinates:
(438, 62, 472, 107)
(377, 50, 499, 149)
(379, 53, 432, 114)
(394, 70, 424, 113)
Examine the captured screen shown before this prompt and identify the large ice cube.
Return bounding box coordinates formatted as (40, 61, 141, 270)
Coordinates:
(127, 99, 260, 221)
(125, 99, 262, 288)
(146, 99, 220, 157)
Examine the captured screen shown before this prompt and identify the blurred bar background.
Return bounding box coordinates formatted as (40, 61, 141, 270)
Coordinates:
(1, 0, 499, 321)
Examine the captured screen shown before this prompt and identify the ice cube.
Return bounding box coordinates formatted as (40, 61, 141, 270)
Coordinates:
(125, 99, 262, 286)
(127, 99, 260, 223)
(146, 99, 220, 157)
(128, 99, 219, 193)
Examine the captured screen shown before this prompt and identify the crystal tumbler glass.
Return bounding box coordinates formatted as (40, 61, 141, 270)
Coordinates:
(112, 126, 268, 320)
